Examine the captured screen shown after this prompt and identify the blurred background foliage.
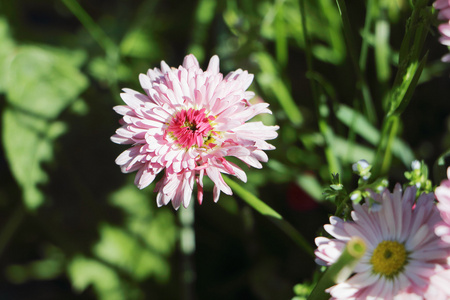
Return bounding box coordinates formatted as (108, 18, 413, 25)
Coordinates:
(0, 0, 450, 299)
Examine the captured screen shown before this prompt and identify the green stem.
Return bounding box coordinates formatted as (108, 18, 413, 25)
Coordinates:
(0, 204, 25, 258)
(61, 0, 117, 55)
(359, 0, 374, 72)
(373, 115, 399, 176)
(299, 0, 341, 175)
(308, 237, 366, 300)
(180, 202, 196, 300)
(224, 177, 315, 257)
(335, 0, 376, 124)
(61, 0, 121, 102)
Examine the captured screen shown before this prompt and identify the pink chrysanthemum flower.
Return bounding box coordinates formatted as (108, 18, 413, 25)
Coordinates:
(429, 167, 450, 299)
(315, 185, 449, 299)
(434, 0, 450, 62)
(111, 54, 279, 209)
(435, 167, 450, 243)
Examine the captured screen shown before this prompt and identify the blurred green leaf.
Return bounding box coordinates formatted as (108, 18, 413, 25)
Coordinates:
(336, 104, 414, 166)
(296, 173, 323, 201)
(225, 177, 282, 220)
(88, 56, 132, 83)
(109, 184, 178, 256)
(254, 51, 303, 126)
(332, 136, 375, 164)
(94, 223, 171, 281)
(2, 109, 67, 209)
(274, 0, 288, 67)
(2, 45, 87, 209)
(225, 177, 315, 256)
(120, 29, 160, 59)
(6, 46, 87, 118)
(68, 256, 129, 300)
(68, 184, 179, 299)
(374, 15, 391, 82)
(260, 0, 345, 64)
(0, 17, 15, 93)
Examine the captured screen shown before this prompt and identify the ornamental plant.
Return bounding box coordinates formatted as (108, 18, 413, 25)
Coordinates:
(2, 0, 450, 299)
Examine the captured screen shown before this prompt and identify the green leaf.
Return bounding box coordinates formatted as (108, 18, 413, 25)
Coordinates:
(109, 184, 178, 255)
(2, 45, 88, 209)
(336, 104, 415, 167)
(93, 223, 171, 281)
(296, 173, 324, 201)
(374, 16, 391, 82)
(2, 109, 67, 209)
(0, 17, 15, 93)
(68, 256, 128, 300)
(254, 51, 303, 126)
(6, 45, 88, 119)
(224, 177, 315, 256)
(120, 29, 160, 59)
(388, 53, 427, 116)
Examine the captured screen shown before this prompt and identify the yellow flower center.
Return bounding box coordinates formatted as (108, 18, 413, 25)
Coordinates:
(370, 240, 407, 277)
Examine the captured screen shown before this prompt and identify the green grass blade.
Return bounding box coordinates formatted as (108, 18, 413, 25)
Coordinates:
(224, 177, 314, 256)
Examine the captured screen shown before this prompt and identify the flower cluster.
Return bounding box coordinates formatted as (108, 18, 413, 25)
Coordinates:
(111, 54, 278, 209)
(315, 181, 450, 299)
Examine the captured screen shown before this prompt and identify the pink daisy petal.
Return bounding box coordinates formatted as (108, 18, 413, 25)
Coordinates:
(111, 54, 278, 208)
(315, 185, 450, 299)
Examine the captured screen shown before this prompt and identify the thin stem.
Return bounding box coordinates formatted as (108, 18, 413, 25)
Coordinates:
(225, 177, 315, 257)
(180, 203, 196, 300)
(0, 203, 25, 258)
(61, 0, 117, 55)
(373, 115, 399, 177)
(299, 0, 341, 175)
(308, 237, 366, 300)
(335, 0, 377, 124)
(61, 0, 121, 102)
(359, 0, 374, 72)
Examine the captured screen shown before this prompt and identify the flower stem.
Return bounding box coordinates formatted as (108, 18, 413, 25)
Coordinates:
(335, 0, 376, 124)
(61, 0, 116, 55)
(180, 202, 196, 300)
(0, 203, 25, 258)
(224, 177, 314, 257)
(307, 237, 366, 300)
(61, 0, 121, 103)
(299, 0, 341, 175)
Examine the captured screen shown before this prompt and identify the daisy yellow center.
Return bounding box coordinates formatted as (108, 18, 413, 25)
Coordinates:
(167, 108, 217, 149)
(370, 240, 407, 277)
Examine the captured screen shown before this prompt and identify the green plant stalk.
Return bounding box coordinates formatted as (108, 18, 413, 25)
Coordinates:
(0, 203, 25, 258)
(180, 203, 196, 300)
(359, 0, 374, 72)
(275, 0, 288, 68)
(61, 0, 117, 56)
(61, 0, 121, 102)
(299, 0, 341, 176)
(308, 237, 366, 300)
(224, 177, 314, 257)
(373, 0, 430, 176)
(335, 0, 376, 124)
(374, 114, 399, 176)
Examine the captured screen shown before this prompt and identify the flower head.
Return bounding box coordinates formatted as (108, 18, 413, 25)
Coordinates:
(315, 185, 449, 299)
(111, 54, 278, 209)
